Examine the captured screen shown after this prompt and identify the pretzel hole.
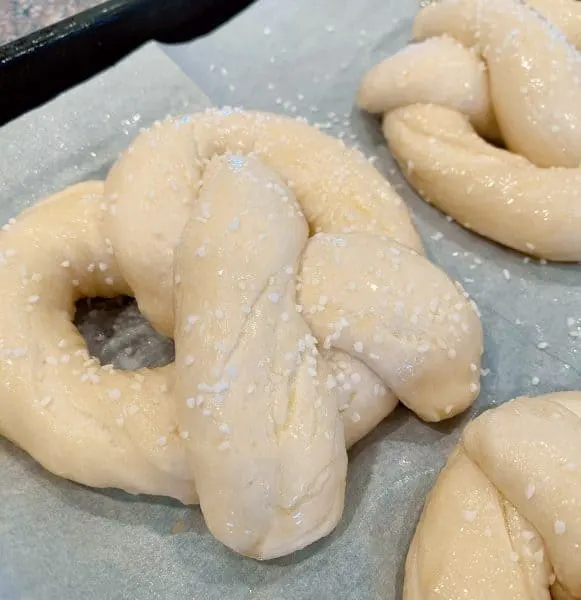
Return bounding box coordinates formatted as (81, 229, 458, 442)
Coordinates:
(73, 296, 175, 370)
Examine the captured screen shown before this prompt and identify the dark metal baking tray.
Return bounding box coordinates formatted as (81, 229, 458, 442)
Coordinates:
(0, 0, 254, 125)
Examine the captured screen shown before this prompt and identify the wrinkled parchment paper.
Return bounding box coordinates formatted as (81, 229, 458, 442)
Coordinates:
(2, 0, 581, 597)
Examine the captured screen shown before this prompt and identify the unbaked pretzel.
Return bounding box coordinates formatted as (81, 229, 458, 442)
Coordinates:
(404, 391, 581, 600)
(0, 109, 482, 559)
(358, 0, 581, 262)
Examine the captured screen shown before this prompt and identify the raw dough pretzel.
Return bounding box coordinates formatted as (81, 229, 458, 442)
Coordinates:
(0, 109, 482, 559)
(404, 392, 581, 600)
(357, 0, 581, 261)
(0, 182, 192, 503)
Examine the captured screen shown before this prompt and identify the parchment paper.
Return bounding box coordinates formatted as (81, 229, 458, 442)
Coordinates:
(1, 1, 581, 598)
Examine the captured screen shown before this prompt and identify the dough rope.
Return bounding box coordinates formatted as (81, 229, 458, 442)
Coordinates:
(404, 392, 581, 600)
(0, 109, 482, 559)
(357, 0, 581, 262)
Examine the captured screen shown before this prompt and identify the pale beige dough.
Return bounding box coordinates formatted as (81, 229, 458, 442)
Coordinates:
(404, 392, 581, 600)
(0, 182, 193, 504)
(527, 0, 581, 48)
(358, 0, 581, 261)
(383, 104, 581, 262)
(104, 109, 423, 337)
(104, 110, 482, 557)
(357, 35, 501, 141)
(0, 109, 483, 559)
(412, 0, 581, 168)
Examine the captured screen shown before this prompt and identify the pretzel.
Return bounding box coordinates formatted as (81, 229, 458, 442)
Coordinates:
(404, 392, 581, 599)
(0, 109, 482, 559)
(358, 0, 581, 262)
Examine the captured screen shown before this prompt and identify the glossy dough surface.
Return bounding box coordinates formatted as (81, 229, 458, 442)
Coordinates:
(405, 392, 581, 600)
(0, 109, 483, 559)
(358, 0, 581, 262)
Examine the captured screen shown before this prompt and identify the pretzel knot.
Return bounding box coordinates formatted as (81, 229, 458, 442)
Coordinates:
(358, 0, 581, 262)
(404, 392, 581, 600)
(0, 109, 482, 559)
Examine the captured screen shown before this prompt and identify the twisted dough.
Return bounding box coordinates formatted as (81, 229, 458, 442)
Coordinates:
(404, 392, 581, 600)
(0, 109, 482, 559)
(357, 0, 581, 261)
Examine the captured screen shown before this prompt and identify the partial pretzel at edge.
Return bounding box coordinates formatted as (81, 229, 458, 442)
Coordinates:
(404, 391, 581, 599)
(358, 0, 581, 262)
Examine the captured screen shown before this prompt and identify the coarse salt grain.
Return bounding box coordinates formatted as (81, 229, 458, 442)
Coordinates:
(462, 510, 477, 522)
(39, 396, 52, 407)
(554, 520, 566, 535)
(525, 482, 536, 499)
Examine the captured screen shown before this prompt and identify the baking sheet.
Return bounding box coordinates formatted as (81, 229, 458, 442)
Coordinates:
(1, 2, 581, 599)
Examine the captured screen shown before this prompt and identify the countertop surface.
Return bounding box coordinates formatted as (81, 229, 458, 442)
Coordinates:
(0, 0, 101, 45)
